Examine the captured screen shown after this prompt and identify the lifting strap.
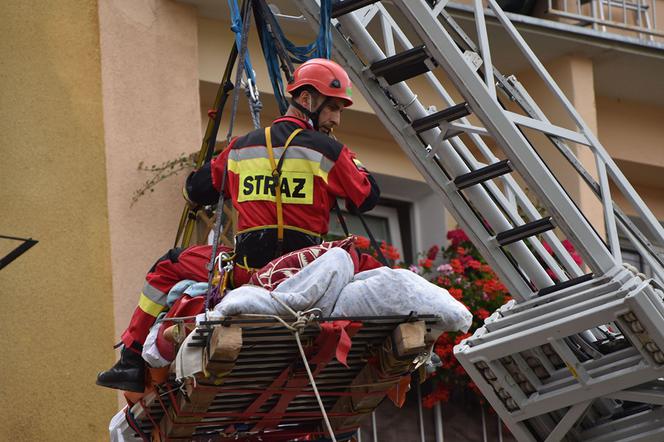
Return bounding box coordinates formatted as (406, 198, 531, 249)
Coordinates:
(205, 0, 253, 309)
(173, 44, 238, 248)
(265, 126, 303, 257)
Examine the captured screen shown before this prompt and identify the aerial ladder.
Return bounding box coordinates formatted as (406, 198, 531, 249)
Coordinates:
(289, 0, 664, 440)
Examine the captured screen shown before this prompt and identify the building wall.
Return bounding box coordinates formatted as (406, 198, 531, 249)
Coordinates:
(597, 95, 664, 170)
(0, 1, 116, 440)
(596, 95, 664, 222)
(97, 0, 202, 368)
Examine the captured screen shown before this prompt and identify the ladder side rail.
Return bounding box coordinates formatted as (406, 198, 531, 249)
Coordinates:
(332, 16, 632, 432)
(618, 218, 664, 281)
(473, 0, 497, 99)
(436, 7, 664, 275)
(374, 10, 584, 279)
(581, 407, 664, 442)
(484, 0, 664, 251)
(503, 74, 664, 275)
(296, 1, 544, 298)
(410, 28, 583, 281)
(332, 7, 560, 293)
(595, 156, 622, 261)
(343, 3, 577, 286)
(394, 0, 618, 276)
(503, 75, 664, 263)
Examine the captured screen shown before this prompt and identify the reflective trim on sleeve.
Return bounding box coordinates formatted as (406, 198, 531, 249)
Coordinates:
(138, 293, 167, 318)
(142, 283, 166, 303)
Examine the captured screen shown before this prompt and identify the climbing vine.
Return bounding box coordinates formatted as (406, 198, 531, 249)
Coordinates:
(130, 152, 196, 206)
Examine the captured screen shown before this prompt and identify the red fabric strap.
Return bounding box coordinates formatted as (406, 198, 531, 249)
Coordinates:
(252, 321, 362, 432)
(313, 320, 362, 367)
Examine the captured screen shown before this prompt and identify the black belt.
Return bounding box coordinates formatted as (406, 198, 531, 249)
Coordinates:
(235, 228, 322, 269)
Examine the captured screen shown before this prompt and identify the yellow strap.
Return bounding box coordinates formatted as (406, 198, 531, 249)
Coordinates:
(264, 126, 303, 243)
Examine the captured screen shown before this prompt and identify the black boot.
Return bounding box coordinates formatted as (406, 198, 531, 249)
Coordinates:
(96, 346, 146, 392)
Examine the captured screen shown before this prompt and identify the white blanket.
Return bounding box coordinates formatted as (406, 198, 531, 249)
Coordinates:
(332, 267, 472, 333)
(212, 247, 472, 333)
(213, 247, 355, 317)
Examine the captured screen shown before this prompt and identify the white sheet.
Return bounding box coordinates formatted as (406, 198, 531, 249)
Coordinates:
(213, 247, 355, 317)
(332, 267, 472, 333)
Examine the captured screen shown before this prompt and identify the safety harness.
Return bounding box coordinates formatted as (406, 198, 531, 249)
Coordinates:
(265, 126, 303, 257)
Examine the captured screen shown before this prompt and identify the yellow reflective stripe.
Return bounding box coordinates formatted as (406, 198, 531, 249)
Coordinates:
(265, 127, 303, 244)
(265, 127, 283, 242)
(277, 129, 303, 241)
(227, 157, 328, 182)
(236, 224, 321, 237)
(138, 293, 166, 317)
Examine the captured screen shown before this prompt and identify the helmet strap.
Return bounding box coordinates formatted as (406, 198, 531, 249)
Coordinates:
(291, 96, 331, 131)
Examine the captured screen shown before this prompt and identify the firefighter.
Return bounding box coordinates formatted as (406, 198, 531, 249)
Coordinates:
(97, 59, 380, 392)
(185, 57, 380, 281)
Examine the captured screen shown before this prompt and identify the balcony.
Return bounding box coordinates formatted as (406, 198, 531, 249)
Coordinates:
(544, 0, 663, 42)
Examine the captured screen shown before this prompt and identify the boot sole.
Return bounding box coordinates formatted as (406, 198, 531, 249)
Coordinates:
(96, 378, 145, 393)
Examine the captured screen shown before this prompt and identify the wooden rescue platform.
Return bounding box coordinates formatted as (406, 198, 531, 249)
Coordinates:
(127, 315, 443, 442)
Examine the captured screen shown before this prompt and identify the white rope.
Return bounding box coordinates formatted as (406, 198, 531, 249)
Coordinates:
(240, 293, 337, 441)
(293, 330, 338, 442)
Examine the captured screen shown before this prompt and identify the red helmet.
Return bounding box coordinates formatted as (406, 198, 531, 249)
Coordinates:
(287, 58, 353, 107)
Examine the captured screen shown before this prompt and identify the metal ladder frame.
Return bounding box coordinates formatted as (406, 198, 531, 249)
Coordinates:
(292, 0, 664, 440)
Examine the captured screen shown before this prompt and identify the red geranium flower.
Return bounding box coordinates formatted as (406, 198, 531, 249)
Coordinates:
(419, 258, 433, 269)
(467, 259, 482, 270)
(447, 229, 469, 246)
(450, 258, 465, 274)
(354, 236, 370, 250)
(476, 308, 490, 320)
(448, 288, 464, 301)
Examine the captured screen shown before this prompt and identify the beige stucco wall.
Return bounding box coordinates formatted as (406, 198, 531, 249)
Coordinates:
(98, 0, 202, 361)
(612, 183, 664, 220)
(0, 1, 116, 440)
(596, 95, 664, 222)
(597, 95, 664, 170)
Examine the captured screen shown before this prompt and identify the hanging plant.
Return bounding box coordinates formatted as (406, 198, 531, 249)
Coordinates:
(130, 152, 197, 206)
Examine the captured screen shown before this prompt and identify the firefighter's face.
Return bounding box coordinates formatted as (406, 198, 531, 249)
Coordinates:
(316, 97, 345, 136)
(300, 91, 345, 135)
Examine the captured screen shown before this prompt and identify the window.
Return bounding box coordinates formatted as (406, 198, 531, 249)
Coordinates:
(618, 216, 664, 276)
(327, 199, 413, 262)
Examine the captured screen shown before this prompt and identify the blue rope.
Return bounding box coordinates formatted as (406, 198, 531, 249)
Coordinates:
(258, 0, 333, 114)
(260, 20, 289, 114)
(228, 0, 257, 85)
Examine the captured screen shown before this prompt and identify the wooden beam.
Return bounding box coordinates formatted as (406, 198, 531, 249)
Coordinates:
(327, 321, 427, 431)
(160, 326, 242, 440)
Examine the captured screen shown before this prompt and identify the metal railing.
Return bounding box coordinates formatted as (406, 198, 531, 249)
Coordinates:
(547, 0, 664, 41)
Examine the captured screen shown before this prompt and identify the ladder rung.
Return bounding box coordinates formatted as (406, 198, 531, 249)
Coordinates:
(454, 160, 512, 190)
(370, 45, 436, 85)
(331, 0, 381, 18)
(412, 103, 471, 133)
(537, 273, 594, 297)
(496, 217, 554, 246)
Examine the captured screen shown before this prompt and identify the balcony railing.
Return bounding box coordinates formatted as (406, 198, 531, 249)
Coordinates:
(546, 0, 664, 41)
